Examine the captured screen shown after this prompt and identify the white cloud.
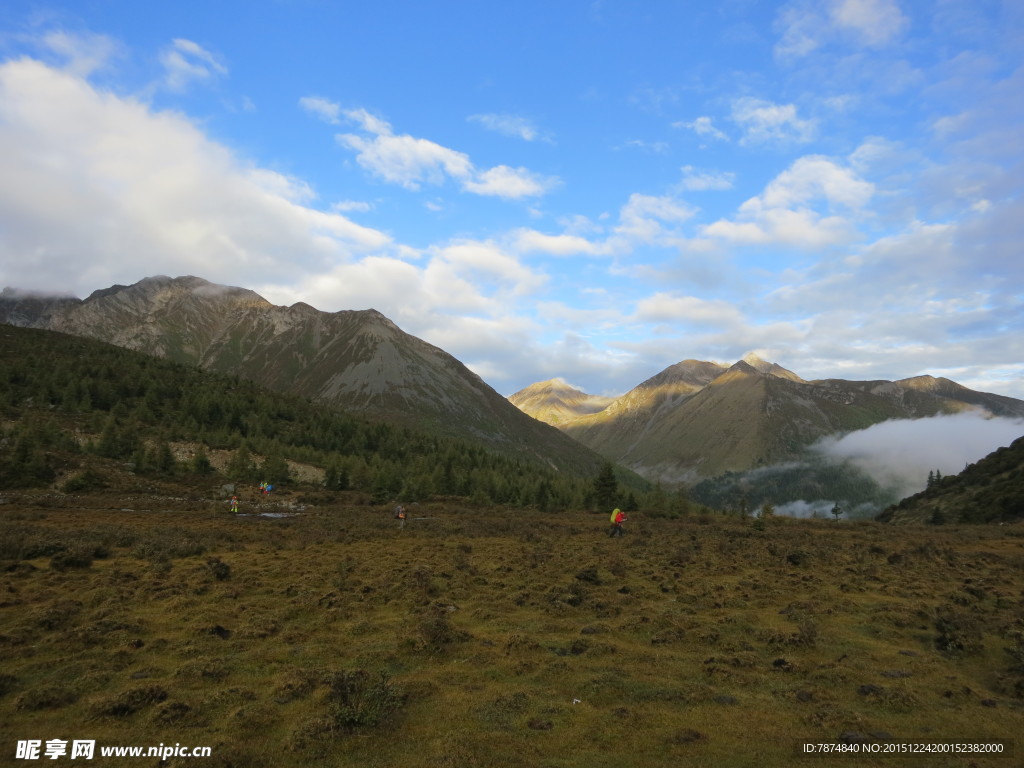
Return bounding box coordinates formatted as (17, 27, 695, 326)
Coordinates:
(41, 30, 119, 76)
(678, 165, 735, 191)
(774, 0, 908, 59)
(461, 165, 558, 198)
(705, 209, 856, 248)
(434, 240, 546, 296)
(259, 240, 552, 384)
(731, 97, 816, 145)
(614, 193, 695, 244)
(331, 199, 373, 213)
(633, 293, 744, 326)
(622, 139, 670, 154)
(513, 229, 604, 256)
(704, 155, 870, 247)
(159, 38, 227, 93)
(829, 0, 908, 48)
(340, 107, 394, 137)
(757, 155, 874, 209)
(335, 108, 556, 199)
(674, 116, 729, 141)
(337, 113, 473, 191)
(299, 95, 342, 125)
(468, 113, 544, 141)
(0, 58, 390, 296)
(848, 136, 906, 173)
(774, 3, 825, 59)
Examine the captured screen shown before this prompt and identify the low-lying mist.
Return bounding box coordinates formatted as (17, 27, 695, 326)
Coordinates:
(813, 411, 1024, 500)
(693, 412, 1024, 519)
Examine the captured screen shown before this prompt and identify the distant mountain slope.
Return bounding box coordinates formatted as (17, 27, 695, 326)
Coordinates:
(0, 275, 607, 476)
(515, 354, 1024, 483)
(0, 287, 80, 327)
(879, 435, 1024, 524)
(0, 324, 612, 506)
(508, 378, 615, 425)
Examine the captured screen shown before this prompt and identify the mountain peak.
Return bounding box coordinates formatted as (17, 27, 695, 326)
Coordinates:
(735, 352, 804, 383)
(509, 378, 614, 425)
(518, 378, 585, 395)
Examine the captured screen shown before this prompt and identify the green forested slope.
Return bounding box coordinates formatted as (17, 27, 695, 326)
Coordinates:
(0, 325, 646, 509)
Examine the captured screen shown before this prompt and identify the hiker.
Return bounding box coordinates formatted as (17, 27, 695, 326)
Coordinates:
(229, 496, 239, 513)
(396, 505, 406, 529)
(609, 508, 627, 537)
(259, 481, 267, 495)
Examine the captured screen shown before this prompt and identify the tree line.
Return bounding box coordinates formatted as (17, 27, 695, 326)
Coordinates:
(0, 327, 665, 513)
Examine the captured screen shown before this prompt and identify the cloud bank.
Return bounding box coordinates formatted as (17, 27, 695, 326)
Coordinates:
(814, 412, 1024, 500)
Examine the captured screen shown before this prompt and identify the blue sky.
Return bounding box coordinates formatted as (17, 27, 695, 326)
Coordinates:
(1, 0, 1022, 399)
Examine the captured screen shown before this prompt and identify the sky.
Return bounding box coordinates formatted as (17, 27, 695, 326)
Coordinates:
(1, 0, 1022, 400)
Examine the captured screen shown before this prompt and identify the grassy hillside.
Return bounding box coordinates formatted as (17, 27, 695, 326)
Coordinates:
(1, 490, 1021, 767)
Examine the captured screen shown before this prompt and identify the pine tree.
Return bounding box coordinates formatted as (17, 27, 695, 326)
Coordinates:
(324, 460, 340, 491)
(593, 462, 618, 511)
(227, 442, 256, 483)
(154, 437, 176, 474)
(260, 450, 291, 486)
(192, 445, 213, 475)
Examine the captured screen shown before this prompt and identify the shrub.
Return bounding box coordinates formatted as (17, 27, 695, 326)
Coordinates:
(415, 605, 468, 652)
(16, 686, 78, 711)
(92, 686, 169, 717)
(50, 546, 94, 571)
(322, 669, 406, 731)
(206, 557, 231, 581)
(62, 469, 108, 492)
(0, 673, 18, 697)
(934, 607, 983, 656)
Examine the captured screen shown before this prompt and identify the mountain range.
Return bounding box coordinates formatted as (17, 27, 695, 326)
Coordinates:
(509, 353, 1024, 483)
(0, 276, 606, 476)
(5, 275, 1023, 497)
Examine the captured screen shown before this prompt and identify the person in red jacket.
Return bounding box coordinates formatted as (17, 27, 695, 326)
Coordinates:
(610, 508, 627, 537)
